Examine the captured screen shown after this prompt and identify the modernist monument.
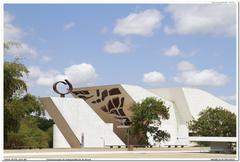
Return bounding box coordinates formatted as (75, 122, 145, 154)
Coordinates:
(40, 81, 236, 148)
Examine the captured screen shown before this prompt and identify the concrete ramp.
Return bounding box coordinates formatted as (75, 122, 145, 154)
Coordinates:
(40, 97, 125, 148)
(40, 97, 81, 148)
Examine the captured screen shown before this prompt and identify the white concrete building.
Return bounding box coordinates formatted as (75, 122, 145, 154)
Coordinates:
(40, 84, 236, 148)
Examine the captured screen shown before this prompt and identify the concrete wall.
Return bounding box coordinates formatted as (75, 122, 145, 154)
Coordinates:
(71, 84, 135, 144)
(41, 97, 125, 148)
(53, 124, 70, 148)
(41, 85, 236, 148)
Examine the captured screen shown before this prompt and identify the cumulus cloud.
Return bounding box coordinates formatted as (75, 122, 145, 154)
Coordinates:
(4, 11, 39, 58)
(104, 40, 131, 54)
(163, 45, 182, 56)
(4, 11, 24, 41)
(64, 64, 98, 84)
(5, 42, 38, 58)
(177, 61, 195, 71)
(174, 61, 229, 86)
(27, 63, 98, 87)
(114, 9, 163, 36)
(164, 4, 236, 36)
(27, 66, 59, 86)
(143, 71, 166, 84)
(63, 22, 76, 31)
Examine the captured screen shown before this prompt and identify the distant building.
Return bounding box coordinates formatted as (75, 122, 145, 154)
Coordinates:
(40, 84, 235, 148)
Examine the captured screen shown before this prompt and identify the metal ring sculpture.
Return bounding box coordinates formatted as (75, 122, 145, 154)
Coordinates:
(53, 79, 73, 97)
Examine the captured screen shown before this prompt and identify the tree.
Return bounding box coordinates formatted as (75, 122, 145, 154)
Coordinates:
(129, 97, 170, 146)
(4, 59, 29, 147)
(3, 58, 52, 148)
(36, 117, 54, 132)
(4, 60, 28, 101)
(4, 42, 26, 101)
(4, 42, 54, 148)
(188, 107, 236, 137)
(7, 116, 49, 148)
(4, 41, 20, 50)
(36, 117, 54, 147)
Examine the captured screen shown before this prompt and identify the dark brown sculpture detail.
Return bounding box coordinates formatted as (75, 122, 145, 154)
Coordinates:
(53, 79, 73, 97)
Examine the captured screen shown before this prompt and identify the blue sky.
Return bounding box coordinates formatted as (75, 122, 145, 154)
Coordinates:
(4, 4, 236, 104)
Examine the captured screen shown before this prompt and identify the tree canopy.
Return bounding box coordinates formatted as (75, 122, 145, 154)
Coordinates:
(188, 107, 236, 137)
(4, 60, 28, 101)
(129, 97, 170, 146)
(7, 117, 50, 148)
(4, 52, 54, 148)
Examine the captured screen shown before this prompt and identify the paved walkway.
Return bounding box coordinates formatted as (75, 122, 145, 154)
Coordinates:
(5, 149, 209, 156)
(4, 148, 236, 160)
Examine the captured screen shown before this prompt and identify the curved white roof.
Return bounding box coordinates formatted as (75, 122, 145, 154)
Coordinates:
(150, 87, 236, 120)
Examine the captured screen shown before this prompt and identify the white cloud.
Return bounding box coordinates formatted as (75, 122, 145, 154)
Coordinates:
(165, 4, 236, 36)
(177, 61, 195, 71)
(63, 22, 76, 31)
(28, 66, 45, 78)
(4, 11, 39, 58)
(4, 11, 24, 41)
(64, 63, 98, 85)
(114, 9, 162, 36)
(104, 40, 131, 54)
(5, 42, 38, 58)
(163, 45, 182, 56)
(143, 71, 166, 84)
(36, 74, 67, 86)
(219, 94, 236, 103)
(4, 11, 14, 24)
(40, 56, 52, 63)
(174, 61, 229, 86)
(27, 66, 59, 86)
(27, 63, 98, 87)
